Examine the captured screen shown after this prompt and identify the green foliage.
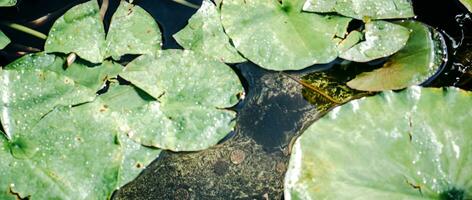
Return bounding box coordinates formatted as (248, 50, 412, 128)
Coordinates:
(348, 21, 447, 91)
(303, 0, 415, 19)
(285, 87, 472, 199)
(174, 0, 245, 63)
(0, 0, 16, 7)
(0, 30, 10, 50)
(45, 0, 162, 63)
(459, 0, 472, 12)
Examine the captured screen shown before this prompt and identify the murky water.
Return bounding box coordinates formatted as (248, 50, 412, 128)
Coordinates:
(1, 0, 471, 199)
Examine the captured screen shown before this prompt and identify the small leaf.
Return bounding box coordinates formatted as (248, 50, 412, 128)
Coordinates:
(303, 0, 415, 20)
(340, 20, 410, 62)
(45, 0, 105, 63)
(221, 0, 351, 70)
(119, 50, 243, 151)
(0, 0, 16, 7)
(459, 0, 472, 12)
(285, 87, 472, 199)
(106, 1, 162, 60)
(347, 21, 447, 91)
(174, 0, 245, 63)
(0, 30, 10, 50)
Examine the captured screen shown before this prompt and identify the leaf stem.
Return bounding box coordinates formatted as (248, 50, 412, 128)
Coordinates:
(0, 22, 47, 40)
(281, 72, 343, 104)
(99, 0, 109, 21)
(172, 0, 199, 9)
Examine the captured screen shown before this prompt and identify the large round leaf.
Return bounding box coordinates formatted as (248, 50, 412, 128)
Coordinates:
(303, 0, 414, 20)
(0, 102, 121, 200)
(45, 0, 105, 63)
(285, 87, 472, 199)
(0, 53, 121, 140)
(0, 30, 10, 50)
(174, 0, 245, 63)
(221, 0, 351, 70)
(348, 21, 447, 91)
(105, 1, 162, 60)
(119, 50, 243, 151)
(339, 20, 410, 62)
(0, 0, 16, 7)
(460, 0, 472, 12)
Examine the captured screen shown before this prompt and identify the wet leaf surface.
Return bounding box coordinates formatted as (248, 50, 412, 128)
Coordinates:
(285, 87, 472, 199)
(303, 0, 414, 19)
(221, 0, 351, 70)
(348, 21, 447, 91)
(45, 0, 105, 63)
(0, 30, 9, 50)
(339, 20, 410, 62)
(0, 0, 15, 7)
(0, 102, 122, 200)
(106, 1, 162, 60)
(174, 0, 245, 63)
(0, 53, 100, 139)
(119, 50, 243, 151)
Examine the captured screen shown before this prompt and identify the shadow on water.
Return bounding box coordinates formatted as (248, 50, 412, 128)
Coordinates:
(1, 0, 472, 199)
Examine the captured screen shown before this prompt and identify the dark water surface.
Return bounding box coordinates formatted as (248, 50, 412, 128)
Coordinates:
(1, 0, 471, 199)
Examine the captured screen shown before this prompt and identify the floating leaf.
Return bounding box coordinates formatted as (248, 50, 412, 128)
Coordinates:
(0, 102, 122, 200)
(340, 20, 410, 62)
(221, 0, 351, 70)
(0, 53, 121, 140)
(0, 30, 10, 50)
(45, 0, 105, 63)
(459, 0, 472, 12)
(119, 50, 243, 151)
(106, 1, 162, 60)
(0, 0, 16, 7)
(303, 0, 414, 20)
(285, 87, 472, 199)
(117, 128, 161, 187)
(174, 0, 245, 63)
(348, 21, 447, 91)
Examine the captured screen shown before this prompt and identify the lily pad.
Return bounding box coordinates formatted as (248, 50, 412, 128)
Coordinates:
(340, 20, 410, 62)
(119, 50, 243, 151)
(106, 1, 162, 60)
(45, 0, 162, 63)
(303, 0, 415, 20)
(0, 30, 10, 50)
(45, 0, 105, 63)
(459, 0, 472, 12)
(348, 21, 447, 91)
(174, 0, 245, 63)
(221, 0, 351, 70)
(285, 87, 472, 199)
(0, 53, 121, 140)
(0, 0, 16, 7)
(0, 102, 122, 200)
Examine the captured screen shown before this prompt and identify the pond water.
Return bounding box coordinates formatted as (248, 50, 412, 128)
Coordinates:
(1, 0, 471, 199)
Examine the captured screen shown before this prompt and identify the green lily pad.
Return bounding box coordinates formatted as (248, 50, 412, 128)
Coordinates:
(106, 1, 162, 60)
(0, 0, 16, 7)
(117, 128, 161, 188)
(0, 53, 121, 140)
(340, 20, 410, 62)
(45, 0, 105, 63)
(285, 87, 472, 199)
(0, 102, 122, 200)
(459, 0, 472, 12)
(0, 30, 10, 50)
(45, 0, 162, 63)
(174, 0, 245, 63)
(220, 0, 351, 70)
(348, 21, 447, 91)
(119, 50, 243, 151)
(303, 0, 415, 20)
